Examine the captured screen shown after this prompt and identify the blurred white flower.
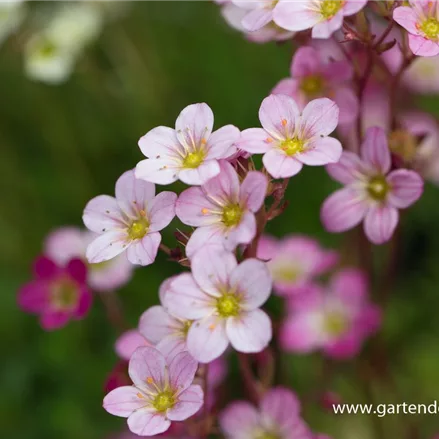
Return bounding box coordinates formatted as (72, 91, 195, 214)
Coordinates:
(0, 0, 26, 46)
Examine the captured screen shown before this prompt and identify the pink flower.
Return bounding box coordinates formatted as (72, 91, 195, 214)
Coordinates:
(18, 256, 92, 330)
(45, 227, 134, 292)
(394, 0, 439, 56)
(83, 170, 176, 266)
(222, 2, 294, 43)
(237, 94, 341, 178)
(164, 246, 273, 363)
(115, 330, 151, 361)
(139, 278, 193, 360)
(176, 160, 268, 258)
(257, 234, 338, 296)
(219, 387, 313, 439)
(273, 0, 368, 39)
(135, 103, 240, 186)
(231, 0, 284, 32)
(321, 127, 424, 244)
(272, 46, 359, 124)
(280, 269, 381, 359)
(103, 346, 203, 436)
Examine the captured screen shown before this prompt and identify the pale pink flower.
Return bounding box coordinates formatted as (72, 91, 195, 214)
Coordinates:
(321, 127, 424, 244)
(176, 160, 268, 258)
(280, 269, 381, 359)
(45, 227, 134, 292)
(273, 46, 359, 124)
(237, 94, 341, 179)
(135, 103, 240, 186)
(231, 0, 285, 32)
(222, 2, 294, 43)
(164, 246, 272, 363)
(103, 346, 203, 436)
(273, 0, 368, 39)
(115, 330, 151, 361)
(18, 256, 91, 330)
(219, 387, 313, 439)
(257, 234, 338, 296)
(394, 0, 439, 56)
(83, 170, 176, 266)
(139, 277, 193, 360)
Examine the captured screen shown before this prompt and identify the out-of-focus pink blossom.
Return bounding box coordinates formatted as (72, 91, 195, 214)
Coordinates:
(164, 246, 272, 363)
(83, 170, 176, 266)
(394, 1, 439, 56)
(273, 46, 358, 124)
(45, 227, 134, 292)
(238, 94, 341, 178)
(176, 160, 268, 258)
(257, 234, 338, 296)
(219, 387, 313, 439)
(18, 256, 91, 330)
(135, 103, 240, 186)
(115, 330, 151, 361)
(105, 360, 130, 394)
(273, 0, 368, 39)
(321, 127, 424, 244)
(221, 2, 294, 43)
(103, 347, 203, 436)
(280, 269, 381, 359)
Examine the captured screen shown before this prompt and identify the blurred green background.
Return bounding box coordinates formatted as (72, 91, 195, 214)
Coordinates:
(2, 2, 439, 439)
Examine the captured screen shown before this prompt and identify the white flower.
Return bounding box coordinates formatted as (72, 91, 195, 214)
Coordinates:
(0, 0, 25, 46)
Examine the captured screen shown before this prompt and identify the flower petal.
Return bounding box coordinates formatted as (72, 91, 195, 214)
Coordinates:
(148, 191, 177, 232)
(297, 137, 342, 166)
(273, 1, 320, 32)
(83, 195, 125, 233)
(326, 151, 365, 184)
(191, 246, 237, 296)
(86, 231, 129, 264)
(66, 258, 87, 284)
(290, 46, 320, 78)
(34, 256, 59, 279)
(138, 126, 180, 159)
(168, 351, 199, 394)
(187, 315, 229, 363)
(321, 188, 368, 233)
(393, 6, 420, 34)
(127, 410, 170, 436)
(176, 103, 214, 147)
(126, 233, 161, 266)
(330, 268, 368, 305)
(115, 330, 149, 361)
(225, 210, 257, 250)
(226, 309, 272, 353)
(408, 34, 439, 57)
(387, 169, 424, 208)
(207, 124, 240, 160)
(333, 86, 359, 125)
(139, 306, 178, 344)
(179, 160, 221, 186)
(219, 401, 260, 438)
(167, 384, 204, 421)
(18, 281, 49, 313)
(230, 259, 272, 310)
(300, 98, 339, 137)
(44, 227, 84, 265)
(135, 158, 179, 185)
(311, 11, 343, 39)
(156, 336, 187, 361)
(240, 171, 268, 212)
(363, 205, 399, 245)
(103, 386, 146, 417)
(242, 7, 273, 31)
(40, 311, 70, 330)
(176, 187, 219, 227)
(203, 160, 240, 205)
(260, 387, 301, 427)
(343, 0, 368, 15)
(74, 287, 92, 318)
(259, 94, 300, 139)
(279, 313, 323, 353)
(237, 128, 272, 154)
(185, 224, 225, 259)
(128, 346, 166, 391)
(263, 149, 303, 178)
(361, 126, 391, 173)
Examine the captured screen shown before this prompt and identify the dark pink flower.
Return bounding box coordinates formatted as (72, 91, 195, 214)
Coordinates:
(18, 256, 92, 330)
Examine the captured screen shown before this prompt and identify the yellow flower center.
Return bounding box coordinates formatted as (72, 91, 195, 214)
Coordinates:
(280, 138, 305, 156)
(256, 432, 280, 439)
(222, 204, 243, 227)
(38, 39, 57, 58)
(128, 217, 149, 240)
(388, 130, 417, 162)
(367, 175, 389, 201)
(216, 293, 241, 317)
(300, 75, 324, 97)
(421, 17, 439, 40)
(324, 312, 348, 337)
(273, 264, 301, 283)
(320, 0, 343, 18)
(152, 390, 175, 412)
(183, 151, 205, 169)
(51, 280, 77, 310)
(181, 320, 192, 335)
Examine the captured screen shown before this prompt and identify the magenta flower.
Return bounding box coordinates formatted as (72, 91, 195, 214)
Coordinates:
(83, 170, 177, 266)
(273, 46, 359, 124)
(321, 127, 424, 244)
(135, 103, 240, 186)
(394, 1, 439, 56)
(45, 227, 134, 292)
(139, 278, 193, 360)
(237, 94, 341, 178)
(164, 246, 272, 363)
(257, 234, 338, 296)
(273, 0, 368, 39)
(18, 256, 92, 330)
(219, 387, 312, 439)
(280, 269, 381, 359)
(103, 346, 203, 436)
(115, 330, 151, 361)
(176, 160, 268, 258)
